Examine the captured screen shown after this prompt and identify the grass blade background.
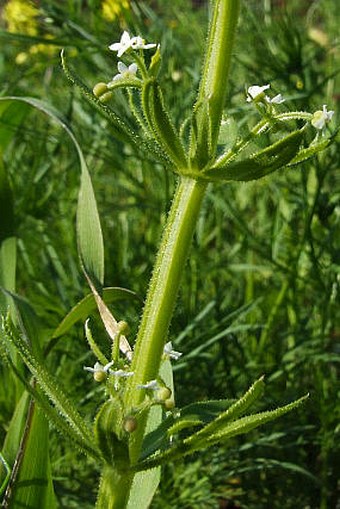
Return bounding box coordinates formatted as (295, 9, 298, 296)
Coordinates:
(2, 401, 57, 509)
(0, 95, 101, 508)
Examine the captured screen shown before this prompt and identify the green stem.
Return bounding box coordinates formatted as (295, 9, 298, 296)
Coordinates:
(191, 0, 240, 156)
(124, 176, 207, 460)
(96, 465, 134, 509)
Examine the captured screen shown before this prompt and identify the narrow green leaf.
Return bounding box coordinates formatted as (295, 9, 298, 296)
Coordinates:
(61, 50, 139, 146)
(0, 161, 14, 244)
(204, 129, 304, 181)
(0, 96, 104, 286)
(197, 394, 309, 450)
(61, 51, 172, 168)
(0, 454, 10, 498)
(0, 238, 16, 316)
(141, 398, 236, 460)
(142, 79, 187, 169)
(148, 45, 162, 78)
(183, 377, 265, 444)
(135, 394, 308, 472)
(189, 98, 213, 170)
(0, 392, 29, 491)
(2, 401, 57, 509)
(167, 399, 236, 436)
(287, 133, 334, 166)
(84, 319, 109, 367)
(77, 162, 104, 286)
(0, 343, 98, 457)
(95, 398, 129, 468)
(1, 316, 95, 451)
(2, 287, 92, 454)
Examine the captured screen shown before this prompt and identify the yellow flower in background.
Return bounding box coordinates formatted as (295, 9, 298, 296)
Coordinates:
(3, 0, 39, 36)
(2, 0, 57, 64)
(102, 0, 130, 22)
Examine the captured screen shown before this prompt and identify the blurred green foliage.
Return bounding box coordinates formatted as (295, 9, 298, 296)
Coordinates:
(0, 0, 339, 507)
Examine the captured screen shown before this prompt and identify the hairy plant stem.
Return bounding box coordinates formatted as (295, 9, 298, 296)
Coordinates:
(124, 176, 208, 460)
(96, 466, 134, 509)
(115, 2, 241, 506)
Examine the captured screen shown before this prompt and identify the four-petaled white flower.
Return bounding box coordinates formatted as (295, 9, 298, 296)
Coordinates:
(247, 84, 285, 105)
(137, 380, 159, 390)
(109, 30, 157, 57)
(246, 84, 270, 102)
(311, 104, 334, 130)
(267, 93, 285, 104)
(163, 341, 182, 360)
(84, 361, 113, 382)
(109, 62, 138, 83)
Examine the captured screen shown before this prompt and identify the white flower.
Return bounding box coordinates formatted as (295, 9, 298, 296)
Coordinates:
(137, 379, 159, 390)
(109, 31, 157, 57)
(130, 35, 157, 51)
(109, 31, 134, 57)
(311, 104, 334, 130)
(267, 93, 285, 104)
(84, 361, 113, 382)
(246, 84, 270, 102)
(163, 341, 182, 360)
(109, 369, 134, 378)
(110, 369, 134, 390)
(247, 85, 285, 105)
(109, 62, 138, 84)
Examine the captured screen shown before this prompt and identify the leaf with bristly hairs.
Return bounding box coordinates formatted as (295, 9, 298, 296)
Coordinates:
(203, 128, 304, 181)
(134, 379, 308, 472)
(1, 311, 97, 458)
(142, 78, 187, 169)
(61, 51, 170, 167)
(61, 50, 138, 146)
(287, 129, 337, 166)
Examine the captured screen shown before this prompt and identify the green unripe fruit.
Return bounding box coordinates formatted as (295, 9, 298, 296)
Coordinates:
(123, 416, 138, 433)
(156, 387, 172, 401)
(93, 82, 113, 103)
(93, 370, 107, 383)
(164, 398, 175, 410)
(98, 91, 113, 103)
(118, 320, 130, 336)
(93, 82, 109, 97)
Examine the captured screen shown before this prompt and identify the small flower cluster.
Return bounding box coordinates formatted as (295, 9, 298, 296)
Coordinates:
(93, 30, 158, 100)
(84, 342, 182, 388)
(247, 84, 334, 132)
(84, 360, 134, 383)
